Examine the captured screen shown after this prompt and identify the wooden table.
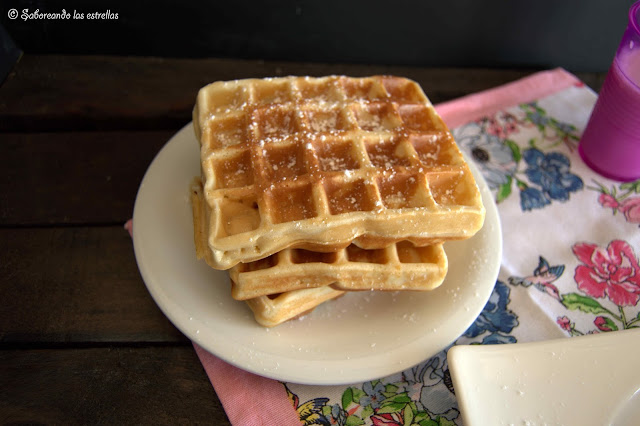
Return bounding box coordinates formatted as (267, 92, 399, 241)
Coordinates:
(0, 55, 605, 424)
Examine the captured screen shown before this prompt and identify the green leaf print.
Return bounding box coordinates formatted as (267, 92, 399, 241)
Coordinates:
(504, 139, 521, 162)
(345, 414, 365, 426)
(377, 402, 407, 415)
(619, 180, 640, 193)
(377, 393, 412, 414)
(436, 416, 457, 426)
(342, 387, 354, 409)
(403, 405, 414, 426)
(342, 387, 365, 410)
(496, 177, 512, 203)
(360, 405, 373, 420)
(414, 412, 436, 426)
(384, 383, 399, 395)
(561, 293, 609, 315)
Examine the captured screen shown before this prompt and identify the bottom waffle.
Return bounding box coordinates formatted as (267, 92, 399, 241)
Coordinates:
(244, 286, 345, 327)
(230, 243, 448, 300)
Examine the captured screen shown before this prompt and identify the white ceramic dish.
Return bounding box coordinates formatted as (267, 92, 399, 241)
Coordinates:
(448, 328, 640, 426)
(132, 123, 502, 385)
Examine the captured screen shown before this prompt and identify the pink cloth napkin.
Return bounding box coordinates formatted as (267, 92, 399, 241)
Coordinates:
(128, 68, 592, 425)
(436, 68, 581, 128)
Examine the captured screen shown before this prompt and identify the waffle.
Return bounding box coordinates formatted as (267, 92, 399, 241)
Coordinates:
(230, 242, 448, 300)
(193, 176, 448, 297)
(245, 286, 346, 327)
(193, 76, 485, 269)
(193, 178, 449, 326)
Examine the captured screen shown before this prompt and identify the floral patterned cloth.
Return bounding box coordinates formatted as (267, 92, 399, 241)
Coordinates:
(194, 69, 640, 425)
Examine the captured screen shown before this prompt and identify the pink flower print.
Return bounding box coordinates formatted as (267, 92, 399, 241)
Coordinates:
(557, 316, 571, 331)
(371, 412, 403, 426)
(619, 196, 640, 225)
(594, 316, 617, 332)
(573, 240, 640, 307)
(598, 193, 619, 209)
(484, 115, 518, 139)
(594, 316, 608, 330)
(592, 181, 640, 226)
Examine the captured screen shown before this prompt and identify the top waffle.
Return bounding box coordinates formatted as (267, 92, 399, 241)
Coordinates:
(193, 76, 485, 269)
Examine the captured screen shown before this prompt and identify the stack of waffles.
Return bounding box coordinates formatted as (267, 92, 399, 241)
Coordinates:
(190, 76, 485, 327)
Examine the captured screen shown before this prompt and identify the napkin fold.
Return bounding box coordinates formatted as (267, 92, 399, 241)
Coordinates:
(435, 68, 581, 128)
(128, 68, 606, 426)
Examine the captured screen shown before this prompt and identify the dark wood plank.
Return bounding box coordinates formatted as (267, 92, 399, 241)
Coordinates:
(0, 347, 231, 425)
(1, 55, 605, 132)
(0, 131, 173, 225)
(0, 227, 186, 344)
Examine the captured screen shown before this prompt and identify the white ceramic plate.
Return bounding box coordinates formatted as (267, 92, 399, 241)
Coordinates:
(448, 328, 640, 426)
(132, 123, 502, 385)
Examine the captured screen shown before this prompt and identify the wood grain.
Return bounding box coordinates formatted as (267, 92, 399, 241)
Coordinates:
(0, 226, 186, 344)
(0, 347, 230, 425)
(0, 131, 172, 225)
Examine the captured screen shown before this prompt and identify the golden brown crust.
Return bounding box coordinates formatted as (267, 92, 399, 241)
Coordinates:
(193, 76, 485, 270)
